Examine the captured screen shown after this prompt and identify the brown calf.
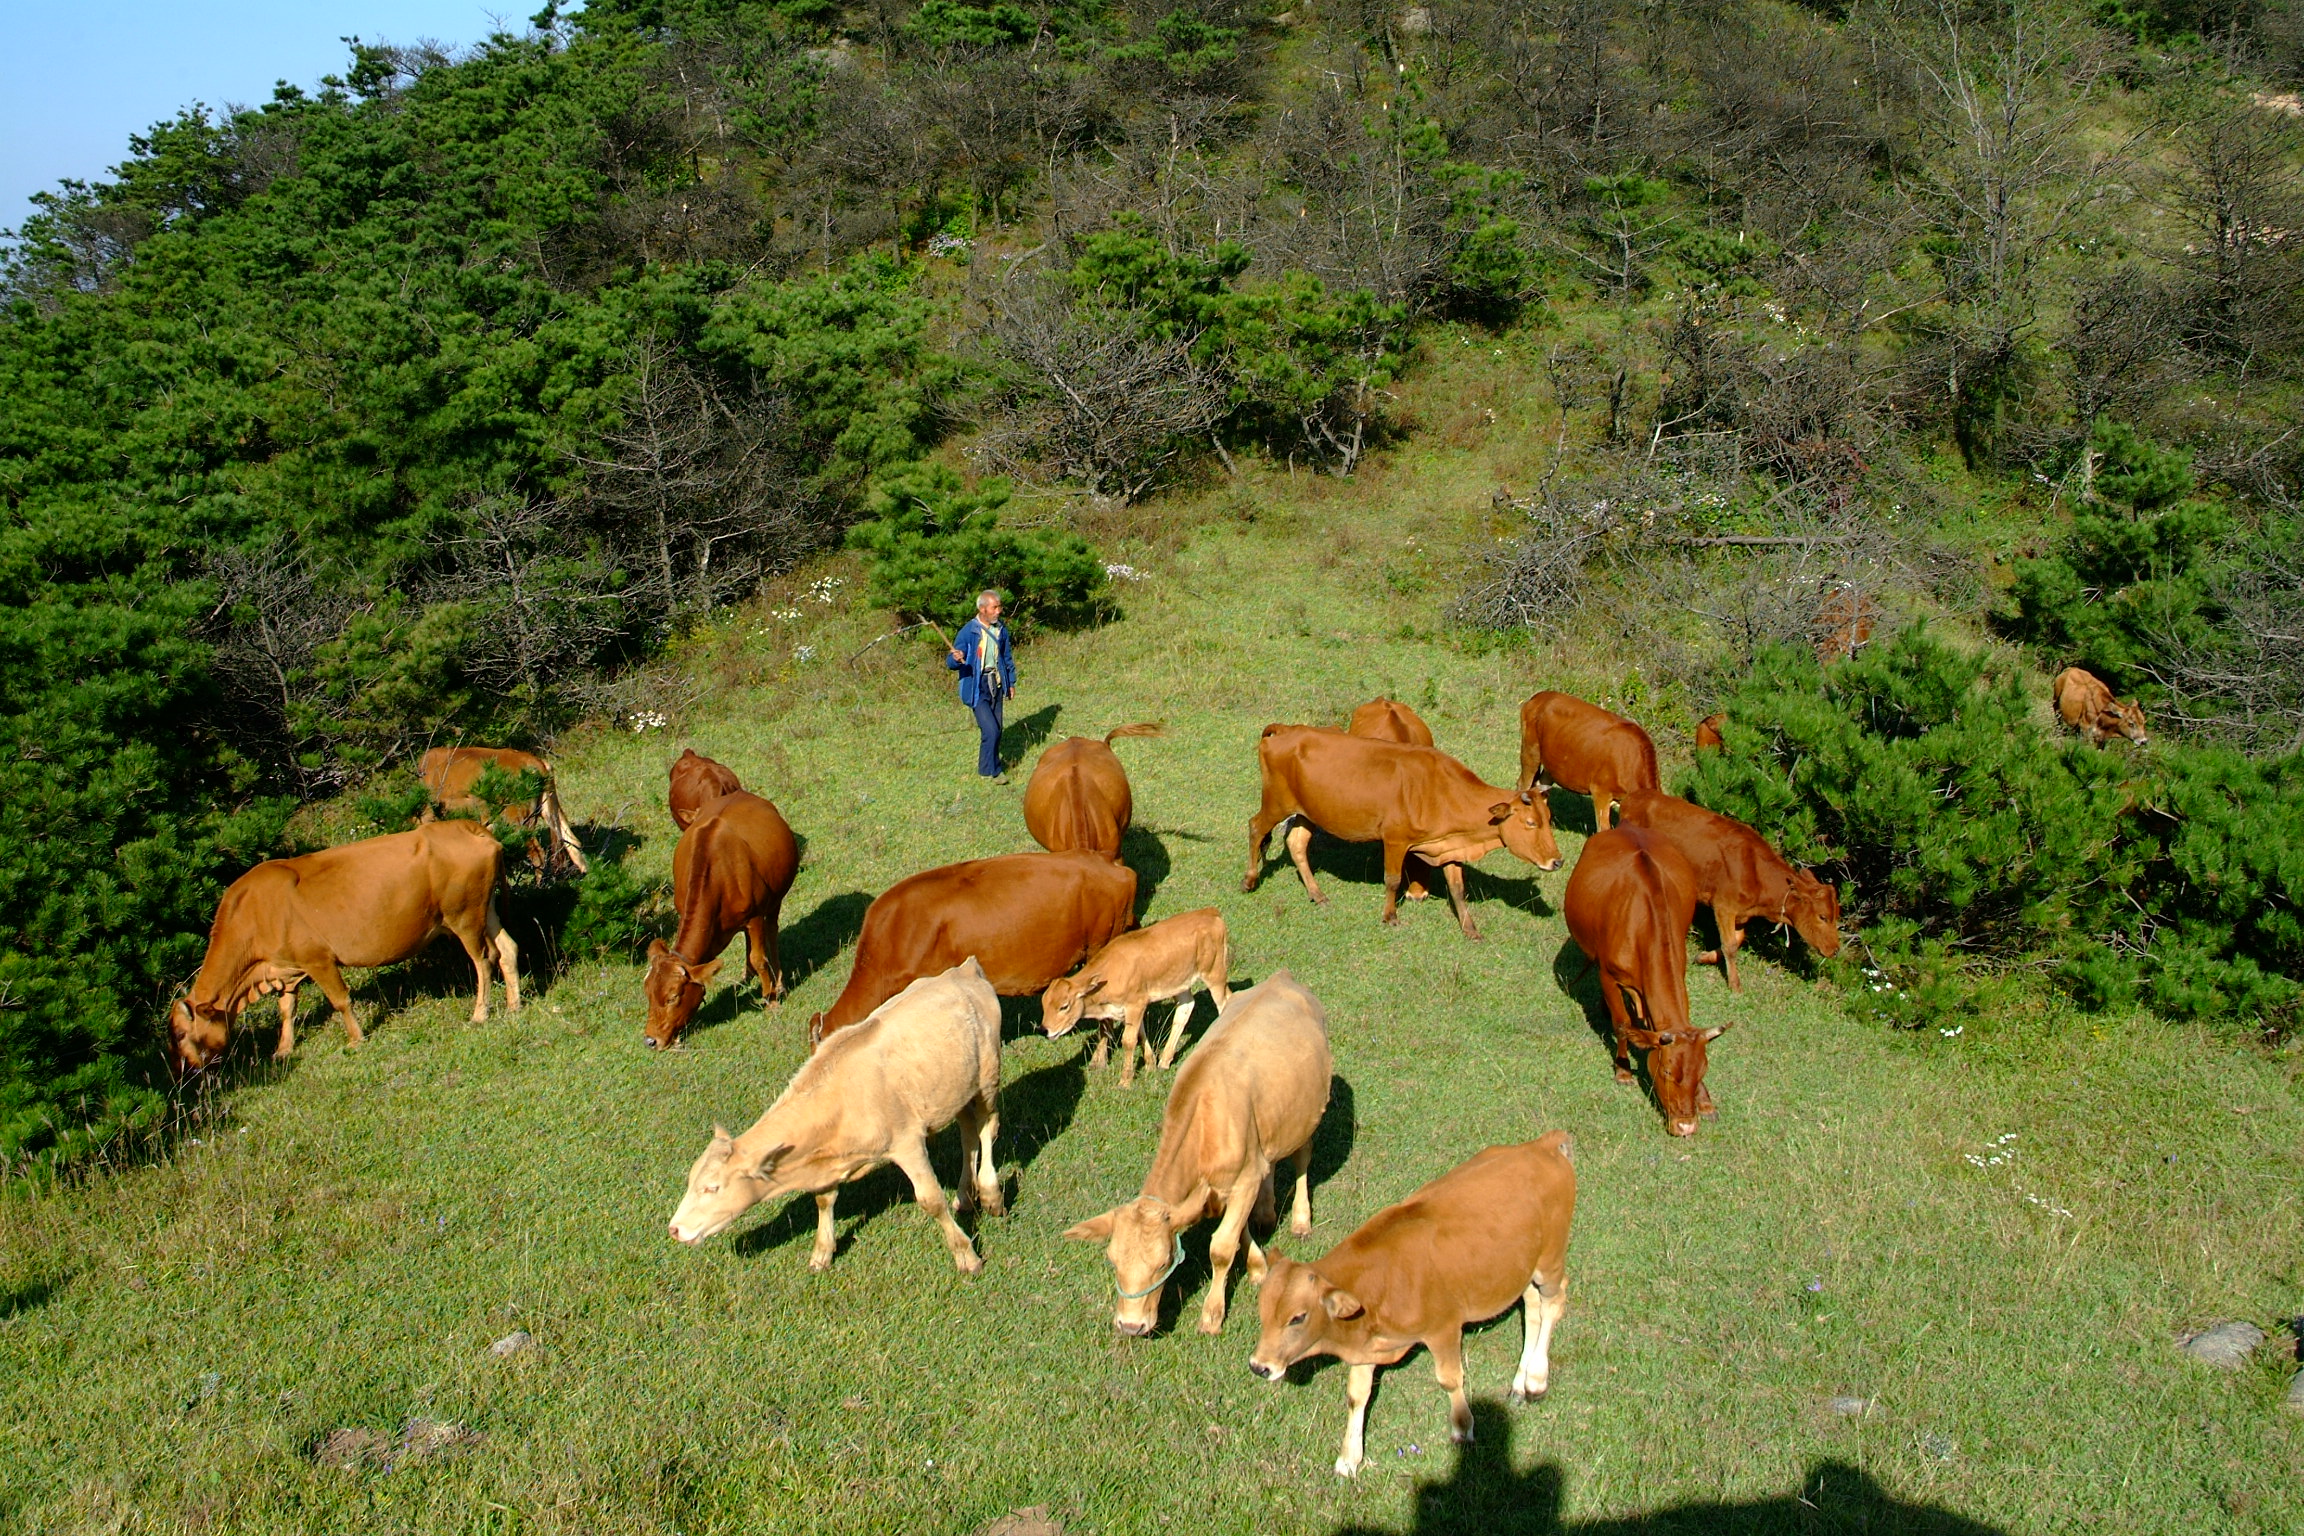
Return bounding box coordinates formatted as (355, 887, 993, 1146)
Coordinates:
(1516, 692, 1660, 832)
(1023, 723, 1163, 859)
(1563, 827, 1722, 1137)
(812, 852, 1136, 1041)
(419, 745, 588, 874)
(1067, 972, 1331, 1336)
(1248, 727, 1561, 939)
(644, 791, 801, 1049)
(1693, 712, 1727, 753)
(1617, 791, 1842, 990)
(1248, 1136, 1576, 1478)
(669, 960, 1003, 1273)
(1040, 907, 1233, 1085)
(668, 748, 745, 831)
(168, 820, 518, 1074)
(1814, 583, 1880, 663)
(2054, 667, 2149, 747)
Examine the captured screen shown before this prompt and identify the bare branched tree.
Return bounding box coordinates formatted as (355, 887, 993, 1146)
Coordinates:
(2153, 94, 2304, 380)
(571, 332, 821, 624)
(199, 533, 361, 781)
(430, 496, 630, 729)
(973, 271, 1226, 503)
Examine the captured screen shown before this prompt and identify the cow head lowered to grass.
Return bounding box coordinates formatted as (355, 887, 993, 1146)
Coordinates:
(642, 940, 723, 1048)
(1065, 1194, 1201, 1335)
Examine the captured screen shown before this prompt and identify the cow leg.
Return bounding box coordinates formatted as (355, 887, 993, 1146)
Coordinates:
(1244, 792, 1297, 893)
(1156, 992, 1196, 1071)
(970, 1091, 1004, 1215)
(761, 905, 784, 1002)
(1285, 822, 1326, 906)
(1598, 972, 1635, 1084)
(464, 933, 495, 1024)
(274, 987, 300, 1061)
(487, 892, 521, 1016)
(1379, 842, 1406, 926)
(743, 916, 776, 1008)
(956, 1096, 1005, 1217)
(1253, 1167, 1278, 1231)
(1118, 1001, 1147, 1087)
(1198, 1172, 1262, 1334)
(1088, 1020, 1112, 1070)
(808, 1191, 839, 1271)
(1716, 915, 1748, 992)
(1442, 861, 1481, 940)
(1286, 1139, 1314, 1236)
(1512, 1270, 1568, 1401)
(1429, 1328, 1473, 1443)
(1336, 1363, 1377, 1478)
(890, 1134, 979, 1274)
(1592, 786, 1614, 832)
(307, 957, 364, 1047)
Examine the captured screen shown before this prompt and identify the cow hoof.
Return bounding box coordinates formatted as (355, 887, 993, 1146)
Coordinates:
(1334, 1457, 1363, 1479)
(977, 1191, 1007, 1218)
(1451, 1428, 1474, 1445)
(954, 1249, 984, 1275)
(1240, 876, 1259, 893)
(1613, 1067, 1636, 1085)
(1197, 1310, 1226, 1336)
(1291, 1216, 1312, 1237)
(807, 1253, 835, 1273)
(1509, 1384, 1548, 1404)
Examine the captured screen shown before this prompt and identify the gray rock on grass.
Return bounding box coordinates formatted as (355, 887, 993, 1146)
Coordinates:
(2176, 1321, 2267, 1369)
(2286, 1373, 2304, 1415)
(490, 1330, 533, 1358)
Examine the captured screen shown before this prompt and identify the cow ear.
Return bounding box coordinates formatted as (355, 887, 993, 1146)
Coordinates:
(687, 957, 724, 986)
(1488, 802, 1514, 823)
(746, 1141, 792, 1178)
(646, 938, 670, 963)
(1082, 976, 1107, 997)
(1063, 1211, 1118, 1242)
(710, 1122, 732, 1149)
(1322, 1286, 1365, 1319)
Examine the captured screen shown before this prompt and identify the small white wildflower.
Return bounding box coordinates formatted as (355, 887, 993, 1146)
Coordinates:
(793, 645, 817, 663)
(628, 709, 668, 733)
(1939, 1025, 1963, 1038)
(1103, 562, 1146, 582)
(773, 607, 802, 621)
(808, 575, 844, 604)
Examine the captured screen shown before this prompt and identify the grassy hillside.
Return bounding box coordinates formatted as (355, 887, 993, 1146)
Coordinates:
(4, 343, 2301, 1535)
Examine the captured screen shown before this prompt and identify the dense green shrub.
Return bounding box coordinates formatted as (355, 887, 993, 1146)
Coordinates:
(846, 463, 1112, 630)
(1684, 625, 2300, 1028)
(557, 855, 670, 963)
(2005, 420, 2231, 695)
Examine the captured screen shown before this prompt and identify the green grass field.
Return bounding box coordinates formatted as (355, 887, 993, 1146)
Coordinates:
(6, 345, 2302, 1535)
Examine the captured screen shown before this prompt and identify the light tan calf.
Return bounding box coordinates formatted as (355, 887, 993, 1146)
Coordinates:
(1065, 970, 1331, 1336)
(1039, 908, 1233, 1086)
(2054, 667, 2149, 747)
(668, 959, 1004, 1274)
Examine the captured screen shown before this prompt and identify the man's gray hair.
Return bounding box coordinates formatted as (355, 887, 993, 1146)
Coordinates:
(977, 589, 1004, 608)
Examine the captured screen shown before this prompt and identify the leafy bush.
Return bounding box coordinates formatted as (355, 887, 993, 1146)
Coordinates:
(1683, 625, 2300, 1029)
(846, 463, 1112, 630)
(557, 854, 669, 963)
(2005, 419, 2231, 695)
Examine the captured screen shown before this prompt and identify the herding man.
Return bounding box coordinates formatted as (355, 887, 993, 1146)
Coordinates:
(946, 589, 1017, 782)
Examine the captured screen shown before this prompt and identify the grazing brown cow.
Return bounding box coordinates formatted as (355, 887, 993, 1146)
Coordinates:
(1040, 907, 1232, 1085)
(1286, 698, 1441, 900)
(668, 748, 745, 831)
(812, 852, 1136, 1041)
(1562, 827, 1722, 1137)
(644, 791, 801, 1049)
(2054, 667, 2150, 747)
(167, 820, 518, 1075)
(1023, 723, 1164, 859)
(1248, 1135, 1576, 1478)
(1694, 712, 1727, 753)
(1617, 791, 1842, 991)
(1516, 692, 1661, 833)
(419, 746, 588, 874)
(1814, 583, 1880, 663)
(669, 960, 1004, 1273)
(1066, 971, 1331, 1335)
(1247, 727, 1561, 939)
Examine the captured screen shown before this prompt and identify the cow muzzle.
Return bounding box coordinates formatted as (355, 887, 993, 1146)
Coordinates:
(1113, 1318, 1154, 1338)
(1249, 1358, 1284, 1382)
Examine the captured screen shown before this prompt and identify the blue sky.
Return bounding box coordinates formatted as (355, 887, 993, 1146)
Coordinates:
(2, 3, 523, 232)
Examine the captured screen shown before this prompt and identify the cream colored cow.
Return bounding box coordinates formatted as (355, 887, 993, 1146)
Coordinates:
(668, 959, 1003, 1273)
(1065, 970, 1331, 1335)
(1039, 907, 1232, 1085)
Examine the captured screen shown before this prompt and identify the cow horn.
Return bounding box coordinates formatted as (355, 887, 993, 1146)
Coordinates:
(1698, 1026, 1727, 1042)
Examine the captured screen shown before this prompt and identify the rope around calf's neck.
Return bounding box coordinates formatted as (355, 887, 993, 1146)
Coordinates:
(1115, 1233, 1187, 1299)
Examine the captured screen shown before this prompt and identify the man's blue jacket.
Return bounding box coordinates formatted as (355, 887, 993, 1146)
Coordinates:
(944, 617, 1016, 706)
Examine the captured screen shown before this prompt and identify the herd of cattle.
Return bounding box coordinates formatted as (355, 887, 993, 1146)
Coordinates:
(160, 667, 2146, 1474)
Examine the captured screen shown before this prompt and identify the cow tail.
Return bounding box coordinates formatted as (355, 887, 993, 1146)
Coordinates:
(1104, 722, 1166, 744)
